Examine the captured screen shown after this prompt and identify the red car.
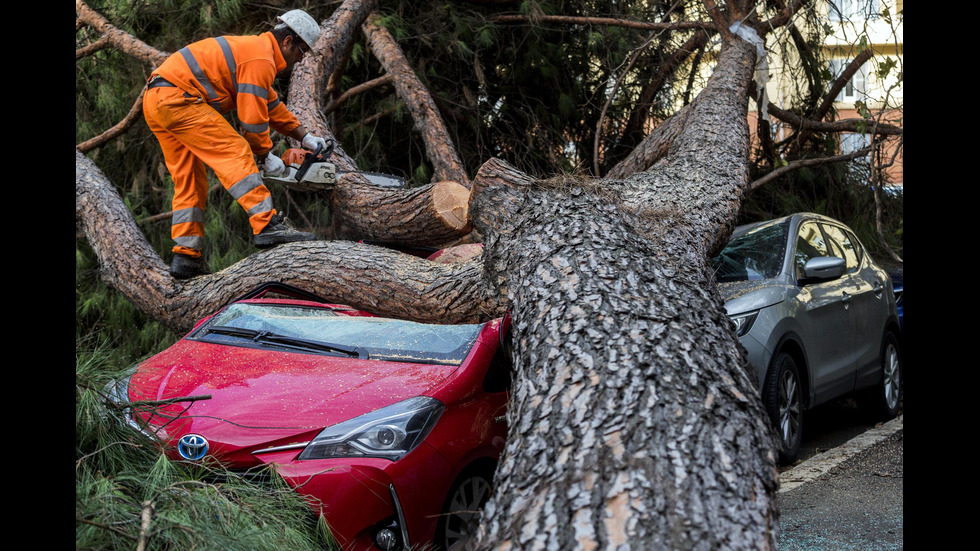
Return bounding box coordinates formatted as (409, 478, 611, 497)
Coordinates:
(122, 283, 511, 551)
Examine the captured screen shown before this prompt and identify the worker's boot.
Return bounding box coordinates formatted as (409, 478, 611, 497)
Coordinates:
(254, 212, 316, 249)
(170, 253, 211, 279)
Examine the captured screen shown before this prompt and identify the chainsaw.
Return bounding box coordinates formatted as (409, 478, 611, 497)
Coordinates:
(262, 142, 406, 192)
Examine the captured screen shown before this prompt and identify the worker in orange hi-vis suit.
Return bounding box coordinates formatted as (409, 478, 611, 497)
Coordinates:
(143, 9, 331, 279)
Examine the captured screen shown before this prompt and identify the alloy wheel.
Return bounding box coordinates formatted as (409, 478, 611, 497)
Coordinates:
(442, 475, 492, 550)
(778, 368, 801, 448)
(882, 342, 901, 410)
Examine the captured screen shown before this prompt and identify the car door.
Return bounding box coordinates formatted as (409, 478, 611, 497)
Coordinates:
(821, 223, 888, 382)
(792, 220, 856, 404)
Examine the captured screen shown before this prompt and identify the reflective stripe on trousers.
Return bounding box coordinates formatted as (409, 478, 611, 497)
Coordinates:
(142, 85, 276, 257)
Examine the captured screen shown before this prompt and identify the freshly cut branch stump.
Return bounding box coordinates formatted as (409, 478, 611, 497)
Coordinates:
(332, 176, 472, 245)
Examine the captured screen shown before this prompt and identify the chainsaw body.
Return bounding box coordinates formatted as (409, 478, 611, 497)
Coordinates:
(262, 147, 337, 192)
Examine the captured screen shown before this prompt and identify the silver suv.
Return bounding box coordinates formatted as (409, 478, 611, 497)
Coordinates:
(713, 213, 902, 464)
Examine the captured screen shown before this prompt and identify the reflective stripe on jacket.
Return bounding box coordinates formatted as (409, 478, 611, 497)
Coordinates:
(151, 32, 301, 155)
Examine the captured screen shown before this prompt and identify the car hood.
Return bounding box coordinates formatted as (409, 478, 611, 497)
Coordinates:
(718, 279, 793, 315)
(129, 339, 459, 451)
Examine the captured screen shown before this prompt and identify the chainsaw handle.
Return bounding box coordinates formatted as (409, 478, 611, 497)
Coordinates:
(293, 140, 336, 184)
(294, 143, 322, 183)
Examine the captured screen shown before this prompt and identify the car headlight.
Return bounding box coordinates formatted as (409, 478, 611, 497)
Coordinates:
(103, 365, 137, 406)
(729, 311, 759, 337)
(298, 397, 444, 461)
(102, 365, 155, 435)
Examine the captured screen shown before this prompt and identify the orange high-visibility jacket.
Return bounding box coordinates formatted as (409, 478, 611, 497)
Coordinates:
(151, 31, 301, 155)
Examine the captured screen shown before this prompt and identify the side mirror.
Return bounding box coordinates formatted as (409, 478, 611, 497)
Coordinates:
(802, 256, 846, 283)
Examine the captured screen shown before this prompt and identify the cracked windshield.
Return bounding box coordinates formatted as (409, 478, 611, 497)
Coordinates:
(192, 303, 483, 365)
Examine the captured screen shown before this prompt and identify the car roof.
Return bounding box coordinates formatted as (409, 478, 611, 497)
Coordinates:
(730, 212, 847, 239)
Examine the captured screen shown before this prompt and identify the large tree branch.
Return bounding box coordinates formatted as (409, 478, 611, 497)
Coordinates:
(331, 175, 472, 244)
(362, 15, 470, 187)
(76, 149, 502, 334)
(76, 88, 146, 154)
(748, 146, 873, 192)
(75, 0, 168, 68)
(813, 48, 874, 120)
(622, 37, 757, 255)
(768, 103, 903, 135)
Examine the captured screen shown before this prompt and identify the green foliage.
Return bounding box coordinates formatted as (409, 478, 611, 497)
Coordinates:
(76, 346, 337, 551)
(876, 57, 898, 80)
(331, 1, 687, 178)
(76, 242, 178, 361)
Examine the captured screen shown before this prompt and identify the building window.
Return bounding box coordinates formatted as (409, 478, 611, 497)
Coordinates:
(828, 58, 868, 103)
(829, 0, 880, 21)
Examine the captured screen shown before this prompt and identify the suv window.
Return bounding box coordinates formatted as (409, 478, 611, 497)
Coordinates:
(822, 224, 861, 273)
(794, 222, 831, 280)
(711, 221, 789, 282)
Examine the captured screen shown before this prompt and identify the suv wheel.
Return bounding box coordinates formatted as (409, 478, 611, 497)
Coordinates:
(764, 352, 803, 464)
(861, 332, 902, 420)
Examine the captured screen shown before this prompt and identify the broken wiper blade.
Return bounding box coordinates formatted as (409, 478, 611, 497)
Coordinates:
(203, 326, 365, 359)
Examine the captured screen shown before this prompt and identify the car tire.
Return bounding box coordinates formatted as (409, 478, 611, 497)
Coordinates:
(435, 465, 494, 551)
(860, 332, 902, 421)
(763, 352, 803, 465)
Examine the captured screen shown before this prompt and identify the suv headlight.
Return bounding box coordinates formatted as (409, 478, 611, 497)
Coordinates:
(729, 311, 759, 337)
(298, 397, 444, 461)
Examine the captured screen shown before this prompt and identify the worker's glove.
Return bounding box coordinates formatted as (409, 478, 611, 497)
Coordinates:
(301, 133, 330, 153)
(260, 152, 285, 177)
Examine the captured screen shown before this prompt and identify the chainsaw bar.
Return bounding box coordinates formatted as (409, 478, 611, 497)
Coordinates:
(262, 146, 406, 192)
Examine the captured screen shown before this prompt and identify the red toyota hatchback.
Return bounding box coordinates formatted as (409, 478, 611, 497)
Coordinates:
(121, 283, 511, 551)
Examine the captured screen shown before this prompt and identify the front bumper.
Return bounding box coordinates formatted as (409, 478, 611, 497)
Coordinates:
(255, 441, 452, 550)
(738, 330, 772, 389)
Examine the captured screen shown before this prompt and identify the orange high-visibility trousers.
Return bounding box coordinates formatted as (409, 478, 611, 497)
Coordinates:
(143, 85, 276, 258)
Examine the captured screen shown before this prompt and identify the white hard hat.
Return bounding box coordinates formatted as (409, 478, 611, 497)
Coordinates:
(278, 9, 320, 49)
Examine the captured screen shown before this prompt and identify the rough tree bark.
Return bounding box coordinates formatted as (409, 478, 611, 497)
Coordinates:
(467, 36, 777, 550)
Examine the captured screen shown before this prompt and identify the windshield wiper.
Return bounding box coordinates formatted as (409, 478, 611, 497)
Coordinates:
(204, 326, 365, 359)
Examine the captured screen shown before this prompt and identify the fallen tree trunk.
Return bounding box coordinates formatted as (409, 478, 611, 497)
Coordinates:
(467, 36, 778, 550)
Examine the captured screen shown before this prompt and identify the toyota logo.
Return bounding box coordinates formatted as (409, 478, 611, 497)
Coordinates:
(177, 434, 209, 460)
